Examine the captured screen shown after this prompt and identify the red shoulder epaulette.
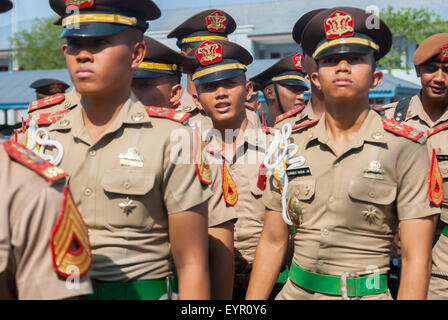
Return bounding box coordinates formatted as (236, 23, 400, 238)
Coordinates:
(145, 106, 190, 123)
(245, 102, 255, 111)
(382, 118, 424, 142)
(262, 126, 279, 134)
(275, 105, 305, 124)
(26, 109, 71, 127)
(371, 105, 387, 113)
(292, 119, 320, 131)
(28, 94, 65, 113)
(3, 140, 67, 182)
(427, 120, 448, 138)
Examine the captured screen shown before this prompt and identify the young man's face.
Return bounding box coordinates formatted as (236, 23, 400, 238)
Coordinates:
(275, 84, 306, 108)
(194, 74, 252, 124)
(62, 29, 145, 96)
(418, 61, 448, 103)
(132, 75, 182, 108)
(311, 53, 382, 104)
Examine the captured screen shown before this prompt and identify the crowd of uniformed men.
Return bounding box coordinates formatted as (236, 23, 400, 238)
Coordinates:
(1, 0, 448, 300)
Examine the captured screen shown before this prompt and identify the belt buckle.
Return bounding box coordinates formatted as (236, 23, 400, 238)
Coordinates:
(340, 273, 360, 300)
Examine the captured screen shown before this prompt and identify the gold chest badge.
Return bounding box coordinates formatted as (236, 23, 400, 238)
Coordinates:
(287, 194, 303, 226)
(363, 161, 385, 180)
(324, 10, 355, 40)
(206, 11, 228, 33)
(195, 41, 223, 66)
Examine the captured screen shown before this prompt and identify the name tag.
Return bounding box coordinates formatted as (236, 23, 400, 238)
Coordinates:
(286, 167, 312, 177)
(437, 154, 448, 162)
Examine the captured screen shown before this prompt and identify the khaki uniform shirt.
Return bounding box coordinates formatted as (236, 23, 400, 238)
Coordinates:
(383, 94, 448, 223)
(204, 116, 270, 273)
(0, 138, 92, 299)
(19, 92, 212, 282)
(263, 110, 439, 299)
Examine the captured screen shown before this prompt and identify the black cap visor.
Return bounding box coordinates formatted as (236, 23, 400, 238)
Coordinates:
(275, 79, 309, 90)
(61, 21, 130, 38)
(194, 69, 244, 86)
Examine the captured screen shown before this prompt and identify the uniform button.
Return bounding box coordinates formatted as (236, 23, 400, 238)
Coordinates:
(329, 196, 335, 203)
(322, 229, 330, 236)
(371, 131, 383, 140)
(304, 186, 311, 196)
(131, 112, 144, 122)
(59, 119, 70, 127)
(64, 101, 71, 109)
(443, 169, 448, 174)
(84, 188, 93, 197)
(333, 162, 339, 168)
(369, 191, 376, 198)
(308, 133, 313, 139)
(89, 150, 96, 157)
(294, 190, 300, 197)
(317, 260, 324, 266)
(88, 229, 92, 236)
(123, 181, 131, 189)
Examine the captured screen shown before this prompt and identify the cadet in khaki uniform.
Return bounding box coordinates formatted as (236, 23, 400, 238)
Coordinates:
(133, 36, 239, 300)
(0, 138, 92, 299)
(132, 37, 189, 110)
(251, 53, 309, 128)
(247, 7, 440, 300)
(380, 33, 448, 299)
(19, 0, 212, 300)
(30, 79, 70, 100)
(186, 39, 271, 299)
(168, 9, 261, 131)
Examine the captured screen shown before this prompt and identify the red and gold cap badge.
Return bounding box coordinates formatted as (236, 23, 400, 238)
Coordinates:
(441, 46, 448, 62)
(64, 0, 94, 9)
(196, 41, 223, 66)
(49, 84, 64, 94)
(293, 53, 304, 70)
(324, 10, 354, 40)
(206, 10, 228, 33)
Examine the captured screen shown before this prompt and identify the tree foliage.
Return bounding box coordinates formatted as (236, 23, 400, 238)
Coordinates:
(9, 16, 66, 70)
(379, 6, 448, 70)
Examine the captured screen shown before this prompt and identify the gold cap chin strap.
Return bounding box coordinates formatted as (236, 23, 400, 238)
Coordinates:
(138, 62, 178, 72)
(313, 37, 380, 59)
(62, 13, 138, 27)
(272, 75, 306, 83)
(182, 35, 228, 44)
(192, 63, 246, 81)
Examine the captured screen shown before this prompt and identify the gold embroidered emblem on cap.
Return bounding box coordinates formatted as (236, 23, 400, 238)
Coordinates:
(207, 12, 227, 31)
(362, 208, 379, 224)
(363, 161, 385, 180)
(443, 48, 448, 60)
(197, 42, 222, 64)
(326, 12, 354, 38)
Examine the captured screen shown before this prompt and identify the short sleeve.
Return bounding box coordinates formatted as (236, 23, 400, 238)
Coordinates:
(262, 173, 282, 212)
(396, 141, 441, 221)
(162, 125, 212, 214)
(12, 184, 92, 300)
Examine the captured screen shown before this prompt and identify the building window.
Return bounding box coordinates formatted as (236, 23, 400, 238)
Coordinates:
(270, 52, 281, 59)
(0, 65, 8, 72)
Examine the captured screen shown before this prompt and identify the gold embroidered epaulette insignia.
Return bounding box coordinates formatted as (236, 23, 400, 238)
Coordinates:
(222, 161, 238, 206)
(429, 149, 444, 207)
(145, 106, 190, 123)
(427, 120, 448, 137)
(26, 109, 71, 127)
(275, 105, 305, 124)
(50, 186, 92, 278)
(28, 94, 65, 113)
(193, 124, 212, 185)
(291, 119, 320, 131)
(3, 140, 67, 182)
(382, 118, 424, 142)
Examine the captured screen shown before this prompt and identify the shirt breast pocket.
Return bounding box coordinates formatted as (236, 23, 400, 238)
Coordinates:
(101, 169, 156, 230)
(348, 178, 397, 227)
